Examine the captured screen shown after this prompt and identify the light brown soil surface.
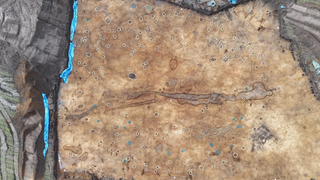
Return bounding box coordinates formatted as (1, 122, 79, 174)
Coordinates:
(57, 0, 320, 179)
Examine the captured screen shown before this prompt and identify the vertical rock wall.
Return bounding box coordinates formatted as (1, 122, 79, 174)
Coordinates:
(0, 0, 72, 179)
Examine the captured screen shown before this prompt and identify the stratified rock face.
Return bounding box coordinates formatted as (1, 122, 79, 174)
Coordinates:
(0, 68, 19, 115)
(23, 0, 72, 90)
(0, 40, 23, 74)
(1, 0, 72, 179)
(0, 1, 42, 50)
(279, 3, 320, 100)
(0, 31, 21, 180)
(0, 0, 71, 92)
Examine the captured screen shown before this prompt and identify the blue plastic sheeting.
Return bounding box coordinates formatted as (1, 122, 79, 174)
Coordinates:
(207, 0, 216, 7)
(60, 42, 74, 83)
(281, 5, 286, 9)
(228, 0, 238, 4)
(312, 60, 320, 74)
(60, 0, 78, 83)
(70, 0, 78, 41)
(42, 93, 50, 159)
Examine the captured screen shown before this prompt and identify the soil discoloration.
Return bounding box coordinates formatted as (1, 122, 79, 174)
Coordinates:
(63, 146, 82, 155)
(250, 124, 274, 152)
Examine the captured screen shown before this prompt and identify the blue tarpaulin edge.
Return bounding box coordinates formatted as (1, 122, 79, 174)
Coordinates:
(228, 0, 238, 4)
(70, 0, 78, 41)
(60, 0, 78, 83)
(60, 42, 74, 83)
(42, 93, 50, 159)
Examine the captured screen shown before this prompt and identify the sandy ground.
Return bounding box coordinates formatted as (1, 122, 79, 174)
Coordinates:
(57, 0, 320, 179)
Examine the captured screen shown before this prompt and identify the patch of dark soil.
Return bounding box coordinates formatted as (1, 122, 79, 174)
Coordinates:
(160, 0, 256, 16)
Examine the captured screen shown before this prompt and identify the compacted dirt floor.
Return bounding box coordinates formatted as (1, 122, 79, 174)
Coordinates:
(57, 0, 320, 179)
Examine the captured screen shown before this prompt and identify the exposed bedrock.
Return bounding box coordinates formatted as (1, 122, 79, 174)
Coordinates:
(280, 3, 320, 101)
(0, 0, 72, 179)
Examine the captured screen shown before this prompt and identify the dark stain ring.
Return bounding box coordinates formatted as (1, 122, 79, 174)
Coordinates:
(169, 59, 178, 70)
(128, 73, 138, 80)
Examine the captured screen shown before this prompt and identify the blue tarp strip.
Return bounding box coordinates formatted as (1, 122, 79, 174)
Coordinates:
(228, 0, 238, 4)
(60, 42, 75, 83)
(60, 0, 78, 83)
(70, 0, 78, 41)
(42, 93, 50, 159)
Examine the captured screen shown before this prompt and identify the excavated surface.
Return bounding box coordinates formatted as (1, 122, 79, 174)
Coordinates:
(58, 0, 320, 179)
